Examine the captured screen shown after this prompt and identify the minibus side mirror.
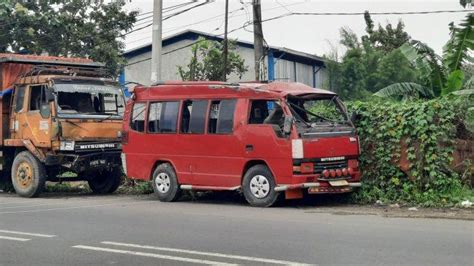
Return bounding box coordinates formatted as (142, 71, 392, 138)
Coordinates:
(283, 116, 293, 135)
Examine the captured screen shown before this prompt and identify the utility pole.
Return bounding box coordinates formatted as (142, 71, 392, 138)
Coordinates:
(222, 0, 229, 81)
(252, 0, 264, 81)
(150, 0, 163, 84)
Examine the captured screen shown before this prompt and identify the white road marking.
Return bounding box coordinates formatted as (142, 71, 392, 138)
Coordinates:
(72, 245, 237, 266)
(102, 241, 311, 265)
(0, 200, 155, 214)
(0, 235, 31, 242)
(0, 230, 56, 238)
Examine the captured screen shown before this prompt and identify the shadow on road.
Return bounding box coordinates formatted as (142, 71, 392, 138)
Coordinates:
(177, 190, 354, 209)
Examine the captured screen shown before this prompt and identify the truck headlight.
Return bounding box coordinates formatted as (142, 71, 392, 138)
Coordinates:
(60, 141, 75, 151)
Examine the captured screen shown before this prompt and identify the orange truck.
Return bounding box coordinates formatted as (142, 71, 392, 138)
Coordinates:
(0, 54, 125, 197)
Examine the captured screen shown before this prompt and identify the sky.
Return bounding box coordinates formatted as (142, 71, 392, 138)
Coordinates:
(123, 0, 472, 57)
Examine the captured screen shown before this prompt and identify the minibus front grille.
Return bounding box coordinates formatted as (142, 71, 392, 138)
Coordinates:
(313, 160, 348, 174)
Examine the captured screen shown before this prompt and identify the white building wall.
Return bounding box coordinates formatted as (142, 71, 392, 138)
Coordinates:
(295, 62, 313, 86)
(274, 59, 294, 82)
(124, 39, 326, 90)
(315, 67, 328, 89)
(125, 39, 256, 87)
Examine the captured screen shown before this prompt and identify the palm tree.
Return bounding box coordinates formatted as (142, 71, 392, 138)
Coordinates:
(375, 13, 473, 99)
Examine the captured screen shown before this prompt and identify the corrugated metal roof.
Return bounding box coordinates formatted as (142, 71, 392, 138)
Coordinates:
(123, 29, 326, 66)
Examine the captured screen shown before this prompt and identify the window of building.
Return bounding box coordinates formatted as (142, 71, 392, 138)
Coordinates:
(208, 99, 236, 134)
(181, 100, 208, 134)
(148, 101, 179, 133)
(130, 102, 146, 132)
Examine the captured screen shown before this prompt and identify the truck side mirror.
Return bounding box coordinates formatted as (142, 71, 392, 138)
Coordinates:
(45, 88, 55, 102)
(283, 116, 293, 135)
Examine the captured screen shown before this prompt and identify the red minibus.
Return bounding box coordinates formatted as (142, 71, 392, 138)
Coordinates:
(121, 81, 361, 207)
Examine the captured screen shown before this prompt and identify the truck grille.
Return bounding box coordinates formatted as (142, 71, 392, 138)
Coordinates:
(74, 141, 121, 152)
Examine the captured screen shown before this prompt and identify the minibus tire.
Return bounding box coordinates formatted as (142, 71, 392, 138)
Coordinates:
(152, 163, 181, 202)
(88, 168, 122, 194)
(242, 165, 279, 207)
(11, 151, 46, 198)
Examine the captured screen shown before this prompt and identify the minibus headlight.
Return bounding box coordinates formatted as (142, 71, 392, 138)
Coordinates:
(59, 141, 75, 151)
(292, 139, 304, 159)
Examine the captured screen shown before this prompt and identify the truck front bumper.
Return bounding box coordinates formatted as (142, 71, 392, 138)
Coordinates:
(45, 151, 121, 173)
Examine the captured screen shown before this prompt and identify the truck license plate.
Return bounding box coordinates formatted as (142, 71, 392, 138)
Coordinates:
(90, 159, 106, 166)
(329, 180, 349, 186)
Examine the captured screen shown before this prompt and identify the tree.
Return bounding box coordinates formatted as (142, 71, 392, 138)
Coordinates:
(178, 37, 248, 81)
(328, 11, 418, 99)
(0, 1, 137, 76)
(375, 13, 473, 98)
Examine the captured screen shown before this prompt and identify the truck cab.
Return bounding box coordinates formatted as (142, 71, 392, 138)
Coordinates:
(0, 54, 124, 197)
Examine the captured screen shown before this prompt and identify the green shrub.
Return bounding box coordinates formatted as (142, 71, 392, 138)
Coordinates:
(117, 179, 153, 194)
(349, 96, 473, 206)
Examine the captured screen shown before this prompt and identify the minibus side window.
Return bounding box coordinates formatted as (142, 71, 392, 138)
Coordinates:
(181, 100, 208, 134)
(249, 100, 285, 137)
(208, 99, 236, 134)
(130, 102, 146, 132)
(148, 101, 179, 133)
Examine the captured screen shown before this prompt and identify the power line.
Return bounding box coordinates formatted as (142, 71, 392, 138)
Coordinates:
(125, 8, 474, 66)
(124, 1, 213, 36)
(292, 9, 472, 16)
(126, 1, 304, 43)
(135, 1, 198, 17)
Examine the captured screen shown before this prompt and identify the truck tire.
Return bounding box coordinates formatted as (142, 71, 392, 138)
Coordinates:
(242, 165, 279, 207)
(88, 168, 122, 194)
(11, 151, 46, 198)
(152, 163, 181, 202)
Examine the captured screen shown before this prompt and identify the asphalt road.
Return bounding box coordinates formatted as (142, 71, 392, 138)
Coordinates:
(0, 192, 473, 266)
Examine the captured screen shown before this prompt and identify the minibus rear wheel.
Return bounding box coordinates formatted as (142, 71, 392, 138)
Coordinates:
(242, 165, 279, 207)
(152, 163, 181, 202)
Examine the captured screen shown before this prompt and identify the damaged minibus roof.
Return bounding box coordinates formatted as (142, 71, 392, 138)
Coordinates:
(132, 81, 336, 99)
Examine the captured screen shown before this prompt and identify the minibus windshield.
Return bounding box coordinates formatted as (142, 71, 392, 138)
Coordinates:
(287, 95, 353, 136)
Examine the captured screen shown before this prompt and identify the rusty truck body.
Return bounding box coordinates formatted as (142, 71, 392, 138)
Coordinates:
(0, 54, 125, 197)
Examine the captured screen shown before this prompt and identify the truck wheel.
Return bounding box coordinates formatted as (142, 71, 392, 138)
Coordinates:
(242, 165, 279, 207)
(11, 151, 46, 198)
(88, 168, 122, 194)
(152, 163, 181, 202)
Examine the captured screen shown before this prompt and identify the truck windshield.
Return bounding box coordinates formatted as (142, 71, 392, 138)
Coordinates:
(54, 82, 125, 118)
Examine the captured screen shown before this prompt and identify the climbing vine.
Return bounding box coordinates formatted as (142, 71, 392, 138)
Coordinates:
(348, 96, 473, 206)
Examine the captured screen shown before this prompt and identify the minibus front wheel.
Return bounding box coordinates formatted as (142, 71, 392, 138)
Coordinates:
(152, 163, 181, 202)
(242, 165, 279, 207)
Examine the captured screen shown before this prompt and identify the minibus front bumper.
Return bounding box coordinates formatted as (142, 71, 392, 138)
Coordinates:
(274, 182, 361, 192)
